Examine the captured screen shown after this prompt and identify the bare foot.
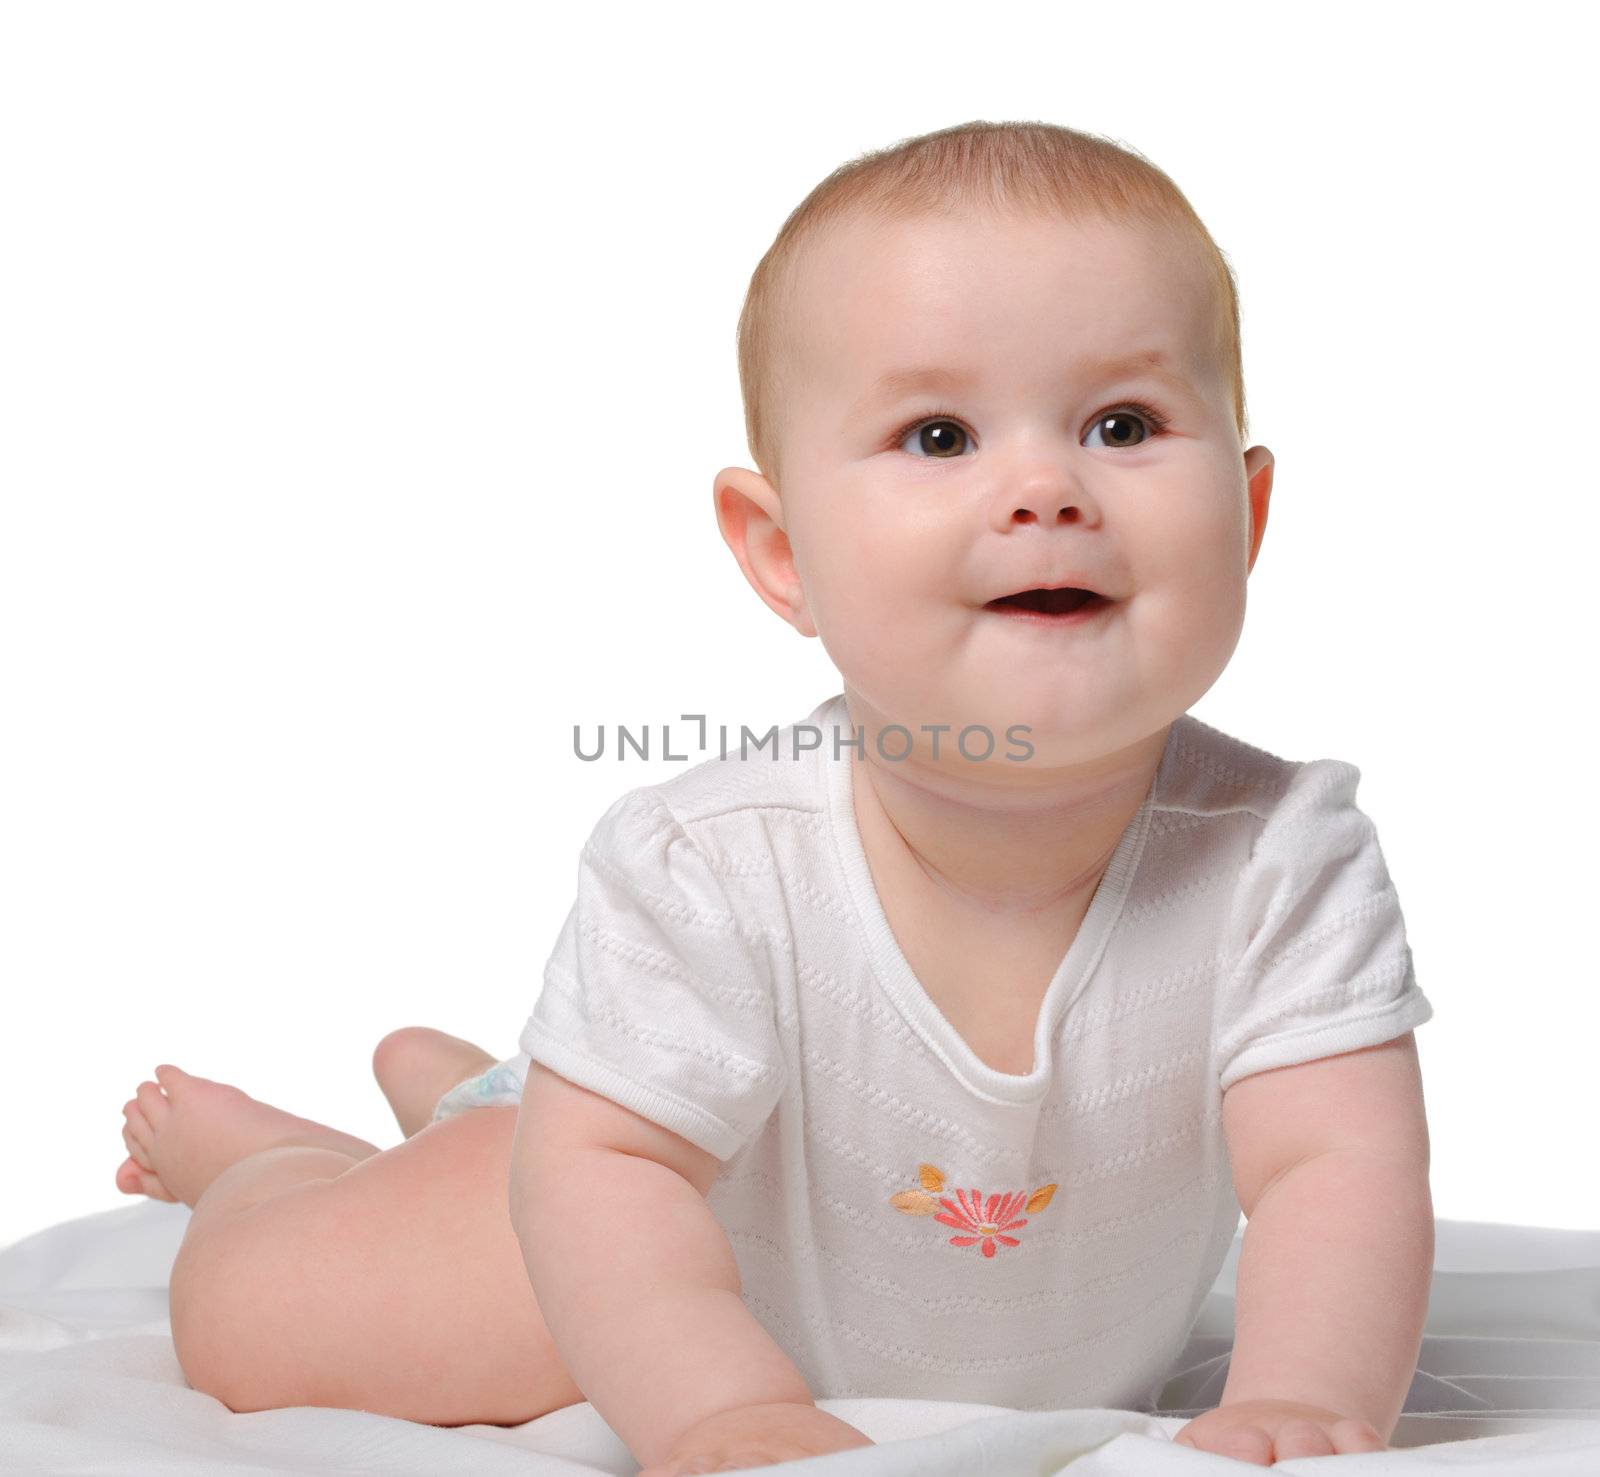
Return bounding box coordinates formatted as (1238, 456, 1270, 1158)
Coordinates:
(117, 1065, 379, 1209)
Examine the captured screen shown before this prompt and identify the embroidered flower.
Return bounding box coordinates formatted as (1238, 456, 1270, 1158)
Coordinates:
(888, 1162, 1057, 1258)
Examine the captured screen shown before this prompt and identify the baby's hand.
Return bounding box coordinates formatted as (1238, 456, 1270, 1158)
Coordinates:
(1172, 1398, 1386, 1465)
(636, 1400, 874, 1475)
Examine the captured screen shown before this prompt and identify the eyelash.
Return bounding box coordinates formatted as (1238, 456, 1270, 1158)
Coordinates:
(887, 399, 1173, 453)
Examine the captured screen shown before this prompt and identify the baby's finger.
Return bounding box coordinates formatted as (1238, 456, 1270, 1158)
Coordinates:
(1331, 1417, 1387, 1453)
(1269, 1419, 1333, 1460)
(1213, 1425, 1273, 1465)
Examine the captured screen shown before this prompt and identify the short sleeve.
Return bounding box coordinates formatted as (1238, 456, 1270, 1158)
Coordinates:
(1215, 757, 1434, 1093)
(519, 786, 787, 1161)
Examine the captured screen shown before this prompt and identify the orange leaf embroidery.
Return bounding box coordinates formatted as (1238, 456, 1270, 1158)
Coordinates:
(888, 1161, 1058, 1258)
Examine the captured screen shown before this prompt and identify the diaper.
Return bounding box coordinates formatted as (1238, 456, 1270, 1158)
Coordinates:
(430, 1051, 530, 1123)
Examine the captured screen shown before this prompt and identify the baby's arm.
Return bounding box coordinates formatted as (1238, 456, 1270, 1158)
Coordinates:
(509, 1061, 814, 1469)
(1215, 1032, 1433, 1440)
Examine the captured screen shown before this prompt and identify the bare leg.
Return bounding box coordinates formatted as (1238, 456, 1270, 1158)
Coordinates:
(115, 1063, 580, 1424)
(118, 1064, 381, 1204)
(115, 1028, 499, 1202)
(371, 1026, 498, 1138)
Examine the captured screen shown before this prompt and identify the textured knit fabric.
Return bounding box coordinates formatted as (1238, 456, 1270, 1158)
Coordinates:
(440, 691, 1434, 1411)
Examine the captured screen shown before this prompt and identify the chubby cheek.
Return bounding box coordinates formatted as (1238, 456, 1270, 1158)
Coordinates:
(1132, 501, 1249, 691)
(797, 501, 957, 688)
(1129, 580, 1245, 701)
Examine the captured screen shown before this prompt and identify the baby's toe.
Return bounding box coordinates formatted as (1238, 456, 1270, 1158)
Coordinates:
(154, 1064, 201, 1095)
(122, 1098, 154, 1153)
(135, 1079, 170, 1124)
(122, 1115, 153, 1165)
(115, 1154, 178, 1202)
(138, 1169, 179, 1203)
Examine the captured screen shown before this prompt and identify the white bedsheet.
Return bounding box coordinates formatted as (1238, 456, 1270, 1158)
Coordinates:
(2, 1201, 1598, 1474)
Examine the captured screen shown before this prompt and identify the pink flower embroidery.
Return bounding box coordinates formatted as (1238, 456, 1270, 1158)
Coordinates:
(888, 1162, 1058, 1258)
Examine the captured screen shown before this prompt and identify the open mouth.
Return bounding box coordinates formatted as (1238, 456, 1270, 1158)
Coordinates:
(984, 587, 1111, 617)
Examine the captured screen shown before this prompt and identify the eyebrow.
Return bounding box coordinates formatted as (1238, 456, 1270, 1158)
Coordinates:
(854, 349, 1193, 414)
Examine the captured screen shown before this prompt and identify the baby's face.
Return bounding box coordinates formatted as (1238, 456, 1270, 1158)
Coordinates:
(727, 209, 1272, 768)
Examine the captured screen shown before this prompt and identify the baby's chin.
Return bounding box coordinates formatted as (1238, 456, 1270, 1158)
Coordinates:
(846, 675, 1156, 773)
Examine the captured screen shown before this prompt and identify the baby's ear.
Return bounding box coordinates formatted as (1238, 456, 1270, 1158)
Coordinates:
(1243, 445, 1274, 575)
(712, 466, 816, 637)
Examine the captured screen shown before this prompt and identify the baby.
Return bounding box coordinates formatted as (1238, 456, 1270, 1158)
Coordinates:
(116, 119, 1435, 1473)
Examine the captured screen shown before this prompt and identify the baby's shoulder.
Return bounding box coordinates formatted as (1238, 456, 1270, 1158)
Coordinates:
(598, 712, 830, 873)
(1160, 712, 1350, 828)
(1162, 715, 1383, 902)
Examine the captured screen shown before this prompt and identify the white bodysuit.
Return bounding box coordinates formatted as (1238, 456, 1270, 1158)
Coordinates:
(433, 691, 1434, 1412)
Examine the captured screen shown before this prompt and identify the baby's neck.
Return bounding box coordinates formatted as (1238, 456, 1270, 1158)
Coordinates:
(846, 710, 1170, 919)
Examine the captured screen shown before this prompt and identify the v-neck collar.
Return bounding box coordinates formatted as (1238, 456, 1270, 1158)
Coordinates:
(818, 691, 1172, 1104)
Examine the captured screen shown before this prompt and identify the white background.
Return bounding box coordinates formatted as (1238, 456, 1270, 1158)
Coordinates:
(1, 1, 1594, 1254)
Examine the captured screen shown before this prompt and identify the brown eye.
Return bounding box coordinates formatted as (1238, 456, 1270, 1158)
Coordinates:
(1085, 408, 1161, 449)
(896, 417, 970, 459)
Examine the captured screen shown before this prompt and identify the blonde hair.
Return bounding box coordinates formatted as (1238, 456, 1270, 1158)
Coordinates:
(735, 119, 1248, 490)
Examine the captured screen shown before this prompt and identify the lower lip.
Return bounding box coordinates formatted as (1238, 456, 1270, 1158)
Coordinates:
(983, 596, 1116, 626)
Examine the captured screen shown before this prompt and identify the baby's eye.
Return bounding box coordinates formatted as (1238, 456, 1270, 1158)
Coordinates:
(893, 402, 1171, 459)
(1083, 405, 1169, 449)
(895, 417, 971, 459)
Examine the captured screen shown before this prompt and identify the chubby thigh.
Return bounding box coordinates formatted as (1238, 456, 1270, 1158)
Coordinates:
(169, 1105, 586, 1426)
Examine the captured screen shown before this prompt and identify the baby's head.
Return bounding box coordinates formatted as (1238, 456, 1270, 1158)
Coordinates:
(714, 120, 1274, 772)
